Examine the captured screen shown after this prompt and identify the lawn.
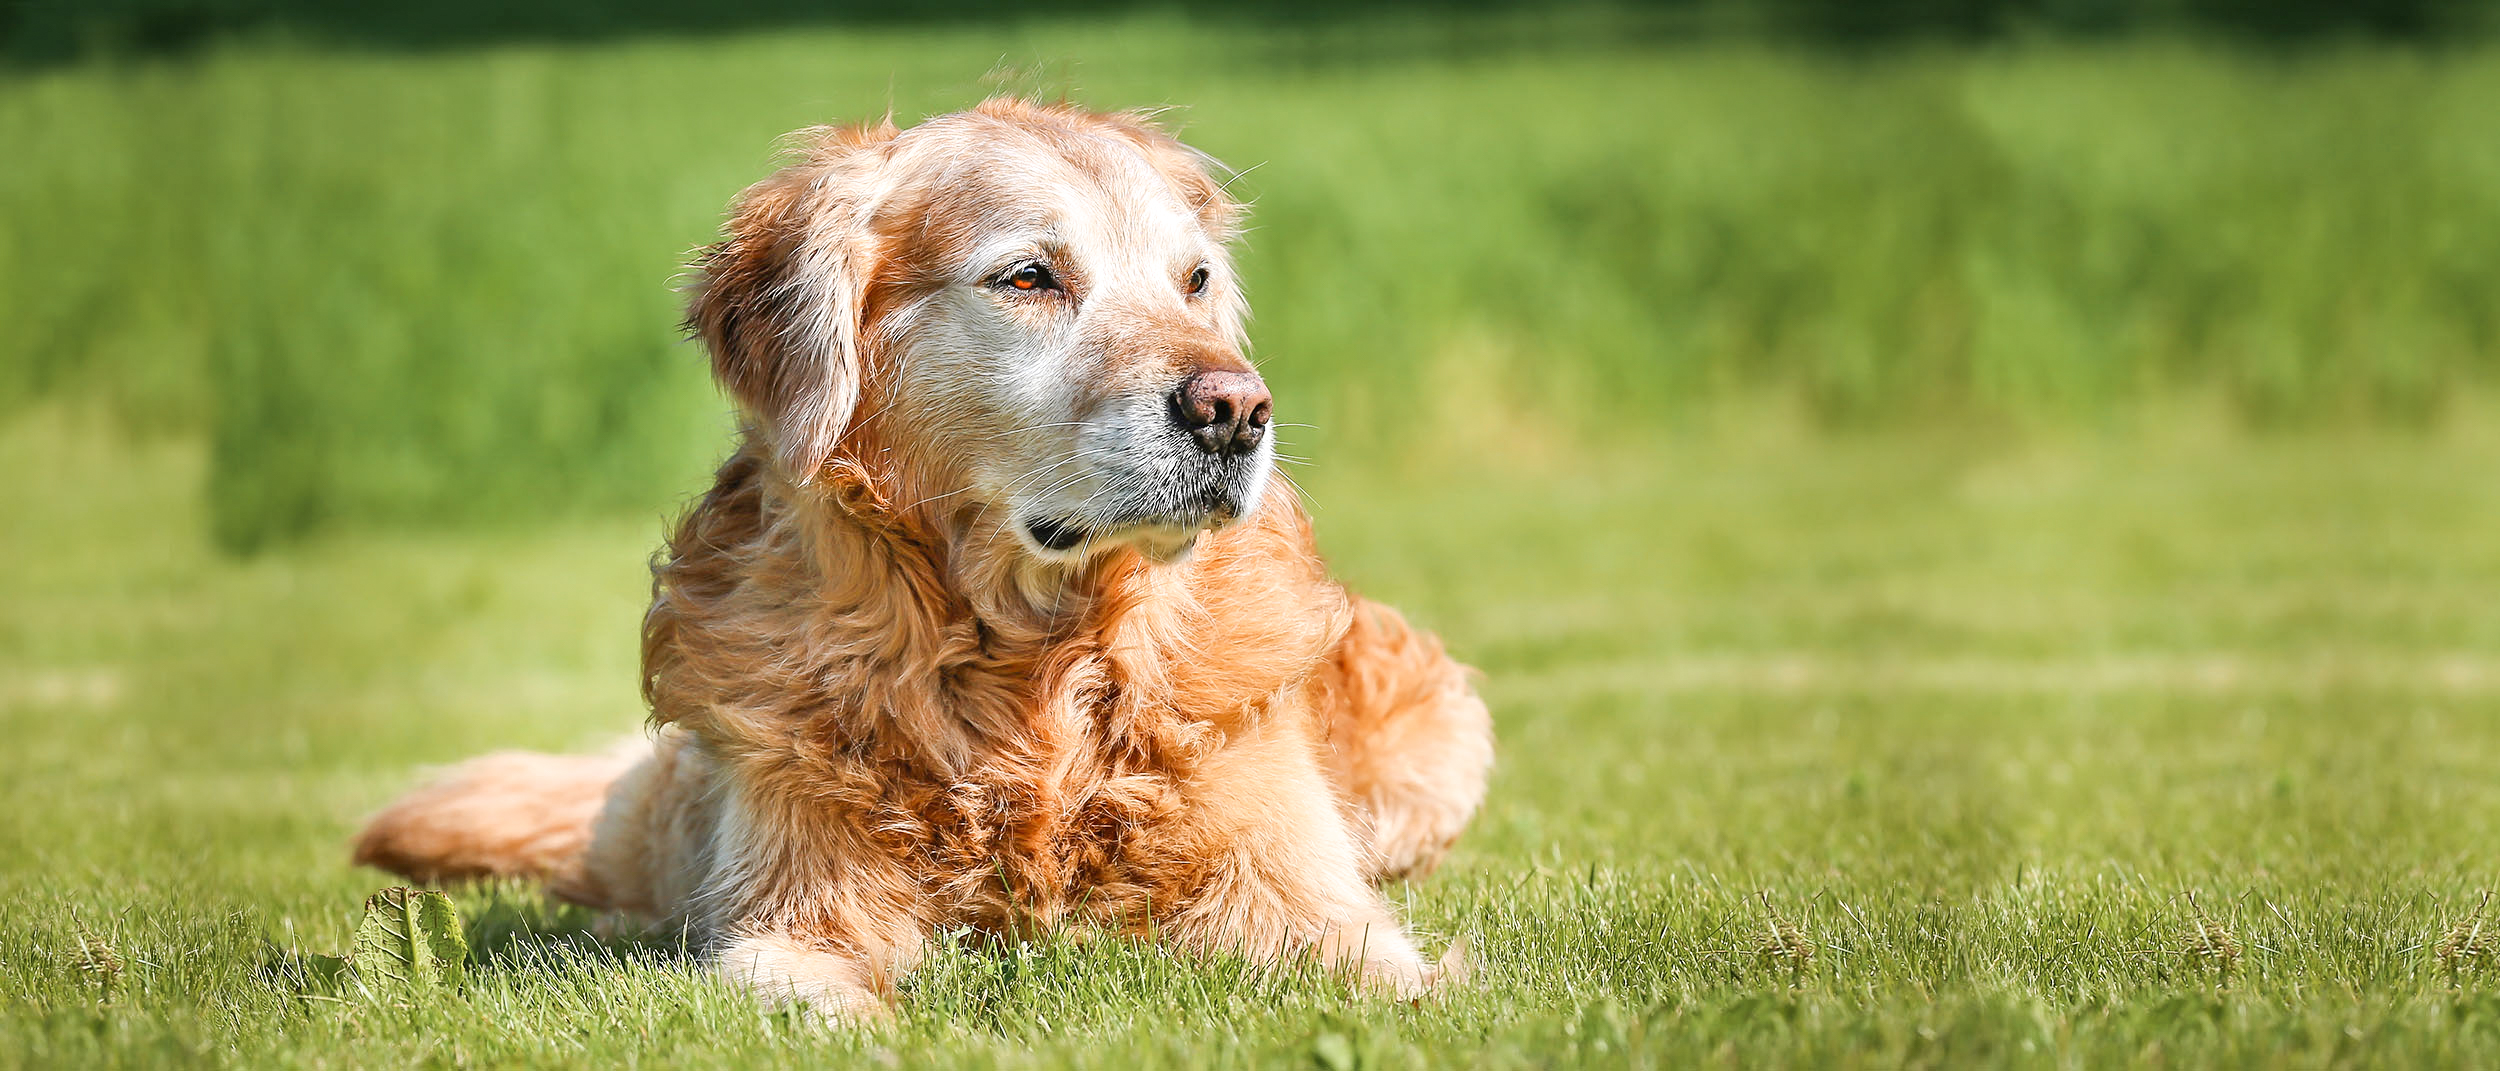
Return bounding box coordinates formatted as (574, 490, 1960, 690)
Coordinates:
(8, 397, 2500, 1067)
(8, 14, 2500, 1068)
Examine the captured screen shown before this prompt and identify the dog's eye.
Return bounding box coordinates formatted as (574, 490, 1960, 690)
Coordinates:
(1185, 266, 1211, 296)
(999, 262, 1060, 293)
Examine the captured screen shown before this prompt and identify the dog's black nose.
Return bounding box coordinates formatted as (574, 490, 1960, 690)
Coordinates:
(1171, 370, 1272, 457)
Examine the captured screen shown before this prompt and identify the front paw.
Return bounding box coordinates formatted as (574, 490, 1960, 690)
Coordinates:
(1357, 932, 1477, 1001)
(716, 932, 892, 1024)
(1317, 924, 1441, 1000)
(1359, 952, 1434, 1000)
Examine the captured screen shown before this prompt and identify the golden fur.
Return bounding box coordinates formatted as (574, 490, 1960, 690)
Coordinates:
(354, 98, 1493, 1019)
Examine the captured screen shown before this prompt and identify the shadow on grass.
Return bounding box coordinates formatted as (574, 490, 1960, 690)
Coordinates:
(457, 885, 697, 976)
(255, 881, 696, 1001)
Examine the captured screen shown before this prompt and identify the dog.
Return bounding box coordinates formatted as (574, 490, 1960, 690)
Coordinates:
(352, 97, 1494, 1020)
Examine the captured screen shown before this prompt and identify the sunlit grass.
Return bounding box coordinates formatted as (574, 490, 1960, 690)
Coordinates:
(8, 399, 2500, 1066)
(8, 16, 2500, 1065)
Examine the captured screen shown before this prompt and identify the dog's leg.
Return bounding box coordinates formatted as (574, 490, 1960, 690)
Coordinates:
(1312, 597, 1495, 881)
(694, 780, 931, 1022)
(1161, 713, 1442, 998)
(711, 928, 897, 1021)
(353, 740, 648, 893)
(561, 728, 721, 916)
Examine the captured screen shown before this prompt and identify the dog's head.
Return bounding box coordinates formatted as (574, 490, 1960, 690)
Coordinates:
(687, 98, 1269, 566)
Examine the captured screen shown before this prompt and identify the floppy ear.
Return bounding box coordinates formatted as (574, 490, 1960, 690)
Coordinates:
(685, 124, 894, 480)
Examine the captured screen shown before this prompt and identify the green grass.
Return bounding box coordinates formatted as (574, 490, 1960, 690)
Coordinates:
(5, 23, 2500, 547)
(9, 396, 2500, 1067)
(10, 16, 2500, 1067)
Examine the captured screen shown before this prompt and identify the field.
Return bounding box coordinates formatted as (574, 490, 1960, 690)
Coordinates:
(8, 14, 2500, 1069)
(14, 400, 2500, 1066)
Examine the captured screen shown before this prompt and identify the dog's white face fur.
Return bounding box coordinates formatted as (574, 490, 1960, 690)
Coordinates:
(874, 115, 1273, 566)
(691, 104, 1276, 572)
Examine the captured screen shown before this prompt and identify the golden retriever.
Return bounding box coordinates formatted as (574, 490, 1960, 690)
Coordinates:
(352, 97, 1494, 1020)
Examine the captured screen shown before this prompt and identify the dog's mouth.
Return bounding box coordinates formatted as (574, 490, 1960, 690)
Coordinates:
(1025, 516, 1089, 552)
(1011, 419, 1270, 564)
(1021, 496, 1243, 563)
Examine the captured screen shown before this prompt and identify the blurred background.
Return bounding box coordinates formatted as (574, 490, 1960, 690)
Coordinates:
(6, 0, 2498, 551)
(12, 3, 2500, 1063)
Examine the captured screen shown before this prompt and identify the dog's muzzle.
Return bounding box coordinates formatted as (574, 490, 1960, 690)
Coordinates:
(1015, 371, 1274, 561)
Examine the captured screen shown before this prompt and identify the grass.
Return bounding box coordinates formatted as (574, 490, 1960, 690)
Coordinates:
(10, 14, 2500, 1067)
(9, 395, 2500, 1067)
(6, 22, 2500, 548)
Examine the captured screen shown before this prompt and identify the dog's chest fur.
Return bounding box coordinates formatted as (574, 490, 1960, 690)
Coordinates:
(854, 683, 1226, 930)
(645, 448, 1344, 934)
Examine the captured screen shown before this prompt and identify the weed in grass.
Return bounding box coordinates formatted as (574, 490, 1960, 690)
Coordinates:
(68, 928, 122, 1005)
(1754, 891, 1816, 988)
(346, 887, 470, 1001)
(2442, 891, 2497, 988)
(2180, 892, 2242, 989)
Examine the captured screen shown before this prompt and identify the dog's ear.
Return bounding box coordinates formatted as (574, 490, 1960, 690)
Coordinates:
(686, 122, 897, 480)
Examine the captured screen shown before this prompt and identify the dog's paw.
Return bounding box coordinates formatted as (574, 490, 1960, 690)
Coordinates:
(1350, 946, 1434, 1001)
(1363, 959, 1432, 1001)
(1354, 934, 1474, 1002)
(1428, 934, 1474, 989)
(717, 933, 893, 1026)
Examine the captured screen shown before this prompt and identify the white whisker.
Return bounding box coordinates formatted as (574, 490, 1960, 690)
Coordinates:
(1274, 472, 1315, 511)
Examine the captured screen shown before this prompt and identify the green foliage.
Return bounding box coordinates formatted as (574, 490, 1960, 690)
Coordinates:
(4, 27, 2500, 548)
(348, 887, 468, 999)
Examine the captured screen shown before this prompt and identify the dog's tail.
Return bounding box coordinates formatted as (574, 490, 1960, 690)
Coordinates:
(351, 741, 643, 899)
